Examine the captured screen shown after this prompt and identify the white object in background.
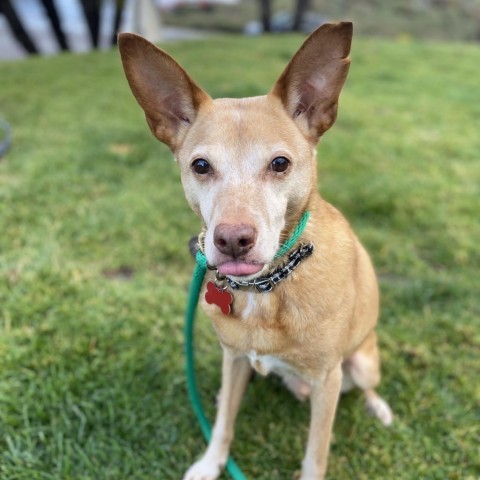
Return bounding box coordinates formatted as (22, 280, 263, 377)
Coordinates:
(132, 0, 163, 43)
(156, 0, 239, 8)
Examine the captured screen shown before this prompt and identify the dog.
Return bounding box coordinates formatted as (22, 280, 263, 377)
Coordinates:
(118, 22, 393, 480)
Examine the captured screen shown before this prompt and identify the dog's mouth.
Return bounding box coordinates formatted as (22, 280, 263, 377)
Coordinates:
(216, 261, 265, 277)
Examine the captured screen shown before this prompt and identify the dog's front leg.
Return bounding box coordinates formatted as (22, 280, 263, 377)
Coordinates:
(299, 363, 343, 480)
(183, 348, 251, 480)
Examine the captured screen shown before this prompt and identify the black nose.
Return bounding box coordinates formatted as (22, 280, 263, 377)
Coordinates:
(214, 224, 257, 258)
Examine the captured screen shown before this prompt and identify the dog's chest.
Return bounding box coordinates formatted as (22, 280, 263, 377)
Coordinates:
(207, 290, 305, 372)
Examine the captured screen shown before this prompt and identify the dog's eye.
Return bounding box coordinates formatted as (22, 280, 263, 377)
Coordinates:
(270, 156, 290, 173)
(191, 158, 211, 175)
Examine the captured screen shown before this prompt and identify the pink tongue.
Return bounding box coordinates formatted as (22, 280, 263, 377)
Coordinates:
(217, 262, 264, 277)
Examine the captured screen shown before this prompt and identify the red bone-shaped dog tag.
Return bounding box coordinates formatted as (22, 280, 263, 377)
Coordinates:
(205, 281, 233, 315)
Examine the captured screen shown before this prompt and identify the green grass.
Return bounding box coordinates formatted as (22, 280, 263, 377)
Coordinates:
(0, 34, 479, 479)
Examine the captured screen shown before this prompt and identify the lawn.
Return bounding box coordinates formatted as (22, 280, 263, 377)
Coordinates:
(0, 33, 479, 479)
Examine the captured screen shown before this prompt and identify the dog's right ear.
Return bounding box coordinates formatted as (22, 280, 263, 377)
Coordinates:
(118, 33, 211, 152)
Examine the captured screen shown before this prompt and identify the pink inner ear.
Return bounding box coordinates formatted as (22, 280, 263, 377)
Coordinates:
(288, 72, 342, 139)
(295, 80, 318, 116)
(162, 92, 193, 125)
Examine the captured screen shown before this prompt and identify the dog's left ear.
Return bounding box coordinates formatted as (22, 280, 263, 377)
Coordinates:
(270, 22, 352, 142)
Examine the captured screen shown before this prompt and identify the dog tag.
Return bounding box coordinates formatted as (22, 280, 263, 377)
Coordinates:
(205, 281, 233, 315)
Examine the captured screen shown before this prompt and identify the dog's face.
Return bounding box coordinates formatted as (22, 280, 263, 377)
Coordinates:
(177, 95, 315, 278)
(119, 23, 352, 278)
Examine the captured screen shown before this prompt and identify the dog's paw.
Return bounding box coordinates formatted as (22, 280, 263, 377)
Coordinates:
(296, 468, 325, 480)
(183, 457, 223, 480)
(365, 393, 394, 426)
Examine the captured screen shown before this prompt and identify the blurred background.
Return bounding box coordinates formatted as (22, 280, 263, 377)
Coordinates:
(2, 0, 480, 60)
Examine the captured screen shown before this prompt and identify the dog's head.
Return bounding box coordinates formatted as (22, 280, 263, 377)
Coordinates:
(119, 23, 352, 279)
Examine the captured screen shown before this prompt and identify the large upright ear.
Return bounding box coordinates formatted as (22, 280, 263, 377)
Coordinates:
(270, 22, 352, 142)
(118, 33, 212, 152)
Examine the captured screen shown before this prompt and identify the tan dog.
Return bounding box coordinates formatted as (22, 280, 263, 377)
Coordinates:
(119, 22, 393, 480)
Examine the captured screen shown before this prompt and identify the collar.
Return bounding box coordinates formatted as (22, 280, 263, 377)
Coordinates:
(195, 211, 313, 301)
(223, 242, 314, 293)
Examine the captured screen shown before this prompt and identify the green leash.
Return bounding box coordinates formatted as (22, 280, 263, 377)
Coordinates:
(184, 211, 310, 480)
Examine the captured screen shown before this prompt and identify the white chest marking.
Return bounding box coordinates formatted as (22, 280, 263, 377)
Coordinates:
(247, 350, 296, 377)
(241, 292, 257, 320)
